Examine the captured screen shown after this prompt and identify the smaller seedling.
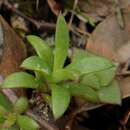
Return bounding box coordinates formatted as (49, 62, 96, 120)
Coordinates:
(0, 95, 39, 130)
(2, 14, 121, 120)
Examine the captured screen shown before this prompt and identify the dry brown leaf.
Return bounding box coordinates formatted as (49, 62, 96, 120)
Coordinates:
(47, 0, 61, 16)
(116, 41, 130, 63)
(120, 0, 130, 8)
(0, 16, 26, 78)
(86, 12, 130, 63)
(48, 0, 130, 22)
(78, 0, 130, 22)
(78, 0, 115, 22)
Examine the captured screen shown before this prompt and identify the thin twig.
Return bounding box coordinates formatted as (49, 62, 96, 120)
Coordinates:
(117, 71, 130, 76)
(2, 89, 17, 104)
(2, 0, 89, 37)
(114, 0, 124, 28)
(116, 58, 130, 76)
(68, 0, 79, 29)
(119, 111, 130, 130)
(36, 0, 39, 11)
(27, 110, 59, 130)
(75, 27, 90, 37)
(3, 0, 55, 30)
(120, 111, 130, 126)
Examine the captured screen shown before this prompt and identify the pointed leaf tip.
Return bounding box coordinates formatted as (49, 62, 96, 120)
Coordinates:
(53, 14, 69, 72)
(27, 35, 53, 68)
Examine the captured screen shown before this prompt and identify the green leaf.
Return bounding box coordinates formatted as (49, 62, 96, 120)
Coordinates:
(0, 93, 12, 110)
(6, 125, 19, 130)
(0, 105, 8, 117)
(52, 85, 70, 119)
(80, 66, 117, 89)
(2, 72, 40, 89)
(27, 35, 53, 68)
(66, 55, 114, 76)
(95, 66, 117, 86)
(53, 14, 69, 72)
(3, 113, 16, 128)
(14, 97, 29, 114)
(17, 115, 39, 130)
(69, 83, 99, 103)
(35, 71, 45, 82)
(35, 71, 53, 91)
(0, 116, 5, 124)
(21, 56, 51, 75)
(72, 48, 117, 86)
(52, 69, 79, 83)
(98, 81, 121, 104)
(72, 48, 92, 62)
(35, 71, 49, 91)
(81, 74, 100, 90)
